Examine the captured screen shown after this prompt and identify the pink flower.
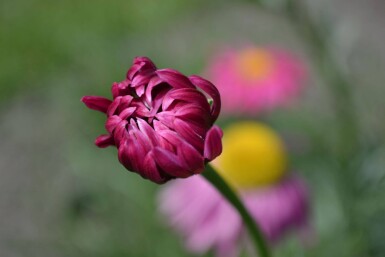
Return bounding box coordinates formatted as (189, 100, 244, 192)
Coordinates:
(158, 175, 310, 257)
(205, 46, 307, 116)
(81, 57, 223, 184)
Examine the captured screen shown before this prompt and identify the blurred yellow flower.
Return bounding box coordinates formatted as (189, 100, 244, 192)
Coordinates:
(215, 122, 287, 189)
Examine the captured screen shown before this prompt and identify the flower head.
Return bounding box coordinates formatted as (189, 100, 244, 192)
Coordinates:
(214, 122, 287, 188)
(82, 57, 223, 184)
(205, 46, 307, 116)
(158, 121, 311, 257)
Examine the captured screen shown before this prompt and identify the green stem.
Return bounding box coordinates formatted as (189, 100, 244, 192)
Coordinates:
(202, 164, 271, 257)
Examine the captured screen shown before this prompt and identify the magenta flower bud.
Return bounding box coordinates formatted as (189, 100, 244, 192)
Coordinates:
(81, 57, 223, 184)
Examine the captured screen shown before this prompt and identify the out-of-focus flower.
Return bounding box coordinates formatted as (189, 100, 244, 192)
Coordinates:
(215, 122, 287, 189)
(158, 122, 311, 257)
(205, 46, 307, 116)
(82, 57, 223, 184)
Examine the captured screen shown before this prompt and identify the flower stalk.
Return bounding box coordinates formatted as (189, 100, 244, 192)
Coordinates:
(202, 164, 271, 257)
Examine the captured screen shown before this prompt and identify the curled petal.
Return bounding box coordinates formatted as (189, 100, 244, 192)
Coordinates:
(145, 76, 164, 104)
(156, 69, 195, 89)
(176, 104, 212, 128)
(127, 56, 156, 80)
(119, 95, 134, 110)
(148, 88, 168, 118)
(153, 147, 191, 178)
(111, 80, 130, 98)
(113, 120, 129, 146)
(142, 152, 168, 184)
(105, 115, 122, 134)
(162, 88, 210, 112)
(174, 119, 204, 152)
(177, 141, 205, 174)
(137, 118, 159, 147)
(118, 140, 133, 171)
(156, 111, 176, 129)
(153, 120, 169, 131)
(204, 125, 223, 161)
(131, 71, 154, 88)
(189, 75, 221, 122)
(81, 96, 112, 113)
(124, 134, 147, 172)
(107, 97, 122, 116)
(95, 134, 115, 148)
(119, 107, 136, 120)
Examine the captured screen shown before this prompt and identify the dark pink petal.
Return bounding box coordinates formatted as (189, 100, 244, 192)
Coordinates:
(137, 118, 159, 147)
(154, 128, 176, 152)
(111, 82, 120, 98)
(153, 147, 190, 178)
(127, 57, 156, 80)
(113, 120, 129, 146)
(177, 141, 205, 174)
(176, 104, 211, 127)
(156, 69, 195, 89)
(81, 96, 112, 113)
(153, 120, 169, 131)
(149, 88, 168, 116)
(157, 129, 182, 146)
(131, 126, 153, 152)
(105, 115, 122, 133)
(145, 76, 164, 103)
(111, 80, 130, 98)
(118, 107, 136, 120)
(162, 88, 210, 112)
(135, 85, 146, 97)
(119, 95, 134, 110)
(118, 140, 133, 171)
(107, 97, 122, 116)
(189, 75, 221, 122)
(131, 100, 151, 117)
(142, 152, 167, 184)
(95, 134, 114, 148)
(174, 119, 204, 152)
(179, 119, 207, 138)
(131, 71, 154, 88)
(156, 111, 176, 129)
(203, 125, 223, 161)
(124, 134, 146, 172)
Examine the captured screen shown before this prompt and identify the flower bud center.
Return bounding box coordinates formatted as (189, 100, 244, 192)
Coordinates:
(214, 122, 287, 189)
(236, 48, 274, 82)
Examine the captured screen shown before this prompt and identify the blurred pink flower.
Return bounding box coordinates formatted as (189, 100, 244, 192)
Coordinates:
(82, 56, 222, 184)
(205, 46, 307, 116)
(158, 175, 310, 257)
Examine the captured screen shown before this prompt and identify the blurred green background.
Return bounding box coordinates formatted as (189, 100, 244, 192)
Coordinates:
(1, 0, 385, 256)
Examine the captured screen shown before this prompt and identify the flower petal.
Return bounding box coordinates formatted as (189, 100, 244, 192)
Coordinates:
(156, 69, 195, 89)
(95, 134, 114, 148)
(81, 96, 112, 113)
(189, 75, 221, 122)
(142, 151, 168, 184)
(126, 56, 156, 80)
(174, 118, 204, 152)
(153, 147, 191, 178)
(105, 115, 122, 134)
(203, 125, 223, 161)
(177, 141, 205, 174)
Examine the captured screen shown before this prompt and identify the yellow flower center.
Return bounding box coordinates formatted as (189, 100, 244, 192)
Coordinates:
(236, 48, 274, 82)
(214, 122, 287, 189)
